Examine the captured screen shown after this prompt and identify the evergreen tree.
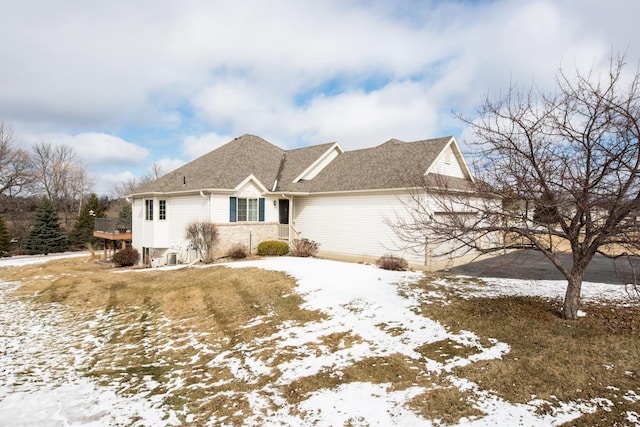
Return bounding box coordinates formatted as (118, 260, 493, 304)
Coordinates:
(23, 198, 68, 255)
(69, 193, 106, 248)
(117, 203, 132, 229)
(0, 215, 11, 257)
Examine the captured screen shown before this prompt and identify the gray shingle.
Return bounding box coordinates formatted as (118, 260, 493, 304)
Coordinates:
(280, 136, 454, 192)
(133, 135, 463, 195)
(134, 134, 284, 194)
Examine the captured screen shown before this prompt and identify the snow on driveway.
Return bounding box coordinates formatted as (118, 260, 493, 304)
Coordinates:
(0, 254, 637, 426)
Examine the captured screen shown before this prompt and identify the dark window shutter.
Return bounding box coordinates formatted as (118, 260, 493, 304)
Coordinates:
(258, 198, 265, 222)
(229, 197, 237, 222)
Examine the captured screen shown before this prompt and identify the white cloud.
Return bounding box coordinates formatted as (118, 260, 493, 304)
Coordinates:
(298, 81, 440, 148)
(0, 0, 638, 171)
(94, 171, 138, 198)
(18, 132, 149, 168)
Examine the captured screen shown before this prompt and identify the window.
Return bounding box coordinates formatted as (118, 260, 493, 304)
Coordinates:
(159, 200, 166, 220)
(237, 198, 257, 221)
(230, 197, 265, 222)
(248, 198, 257, 221)
(145, 199, 153, 220)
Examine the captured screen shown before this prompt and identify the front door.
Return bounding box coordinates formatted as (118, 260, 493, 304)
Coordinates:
(278, 199, 289, 224)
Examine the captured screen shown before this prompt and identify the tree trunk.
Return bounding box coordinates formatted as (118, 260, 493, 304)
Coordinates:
(562, 275, 583, 320)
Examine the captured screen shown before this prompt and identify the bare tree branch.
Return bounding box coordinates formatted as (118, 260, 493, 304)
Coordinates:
(0, 122, 33, 196)
(392, 53, 640, 319)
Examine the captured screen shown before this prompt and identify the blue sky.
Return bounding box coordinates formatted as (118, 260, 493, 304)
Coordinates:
(1, 0, 639, 195)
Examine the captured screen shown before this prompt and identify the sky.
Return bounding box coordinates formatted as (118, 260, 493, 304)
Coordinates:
(1, 0, 639, 196)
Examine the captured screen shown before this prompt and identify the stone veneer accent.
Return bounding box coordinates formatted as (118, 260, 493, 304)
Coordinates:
(213, 222, 282, 257)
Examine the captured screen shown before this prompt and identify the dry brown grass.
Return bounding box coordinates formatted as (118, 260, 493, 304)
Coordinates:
(1, 257, 639, 425)
(0, 257, 327, 424)
(412, 274, 640, 425)
(6, 258, 321, 332)
(407, 386, 485, 424)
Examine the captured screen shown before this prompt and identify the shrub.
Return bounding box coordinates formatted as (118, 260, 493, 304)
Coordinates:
(257, 240, 289, 256)
(185, 221, 218, 263)
(112, 247, 140, 267)
(375, 254, 408, 271)
(289, 238, 320, 257)
(227, 243, 248, 259)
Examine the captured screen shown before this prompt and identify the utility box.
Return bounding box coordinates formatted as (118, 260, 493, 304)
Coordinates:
(167, 253, 177, 265)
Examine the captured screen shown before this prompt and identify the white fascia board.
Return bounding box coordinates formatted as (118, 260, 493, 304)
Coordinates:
(234, 174, 270, 194)
(128, 188, 237, 198)
(292, 142, 344, 183)
(424, 136, 475, 182)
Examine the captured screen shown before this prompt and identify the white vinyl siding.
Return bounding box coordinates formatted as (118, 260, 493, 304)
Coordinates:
(165, 195, 210, 247)
(293, 193, 425, 264)
(431, 145, 466, 178)
(132, 193, 282, 263)
(133, 195, 210, 250)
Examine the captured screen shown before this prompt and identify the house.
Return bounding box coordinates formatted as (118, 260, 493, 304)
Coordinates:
(129, 134, 478, 269)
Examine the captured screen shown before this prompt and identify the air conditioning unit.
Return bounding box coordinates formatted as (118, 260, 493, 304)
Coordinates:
(167, 253, 177, 265)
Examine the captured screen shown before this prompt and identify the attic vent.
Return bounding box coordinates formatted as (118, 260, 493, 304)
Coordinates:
(183, 176, 186, 185)
(444, 149, 452, 165)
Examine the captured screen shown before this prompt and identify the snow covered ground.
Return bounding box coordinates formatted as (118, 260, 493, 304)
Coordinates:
(0, 253, 638, 426)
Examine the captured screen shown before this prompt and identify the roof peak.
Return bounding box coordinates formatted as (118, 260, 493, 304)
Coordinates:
(380, 138, 405, 146)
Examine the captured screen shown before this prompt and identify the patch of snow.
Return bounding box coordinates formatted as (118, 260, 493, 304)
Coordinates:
(0, 251, 88, 268)
(0, 253, 638, 425)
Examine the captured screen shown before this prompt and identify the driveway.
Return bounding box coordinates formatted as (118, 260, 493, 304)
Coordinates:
(448, 250, 640, 285)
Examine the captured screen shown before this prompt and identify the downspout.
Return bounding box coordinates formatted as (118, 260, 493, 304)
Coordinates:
(200, 191, 211, 220)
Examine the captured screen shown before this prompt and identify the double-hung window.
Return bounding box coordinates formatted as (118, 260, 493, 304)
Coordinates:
(230, 197, 265, 222)
(237, 198, 258, 221)
(159, 200, 166, 220)
(145, 199, 153, 220)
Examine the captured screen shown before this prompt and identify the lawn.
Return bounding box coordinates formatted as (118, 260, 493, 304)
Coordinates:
(0, 254, 638, 426)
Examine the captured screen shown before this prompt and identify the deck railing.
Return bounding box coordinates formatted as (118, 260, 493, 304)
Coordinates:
(94, 218, 131, 234)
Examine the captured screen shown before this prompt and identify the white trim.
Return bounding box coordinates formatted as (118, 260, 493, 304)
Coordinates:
(425, 136, 475, 182)
(293, 142, 344, 183)
(234, 174, 270, 194)
(129, 188, 236, 197)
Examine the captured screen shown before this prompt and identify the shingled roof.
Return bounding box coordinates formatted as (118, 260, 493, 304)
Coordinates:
(280, 136, 454, 193)
(134, 135, 284, 194)
(132, 134, 468, 195)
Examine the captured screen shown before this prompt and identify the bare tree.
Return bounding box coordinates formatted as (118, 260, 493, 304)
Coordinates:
(111, 177, 140, 200)
(146, 162, 165, 182)
(31, 142, 92, 229)
(392, 54, 640, 320)
(111, 162, 165, 200)
(185, 221, 218, 263)
(0, 122, 33, 196)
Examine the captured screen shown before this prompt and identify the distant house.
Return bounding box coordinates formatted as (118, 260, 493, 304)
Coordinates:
(129, 134, 478, 269)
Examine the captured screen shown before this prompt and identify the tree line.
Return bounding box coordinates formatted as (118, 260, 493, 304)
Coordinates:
(0, 123, 162, 256)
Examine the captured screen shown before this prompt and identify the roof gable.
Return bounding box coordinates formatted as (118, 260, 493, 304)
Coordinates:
(131, 134, 472, 196)
(425, 138, 474, 182)
(235, 174, 269, 196)
(285, 136, 458, 192)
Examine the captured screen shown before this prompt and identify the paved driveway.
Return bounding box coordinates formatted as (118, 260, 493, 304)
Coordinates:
(448, 250, 640, 285)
